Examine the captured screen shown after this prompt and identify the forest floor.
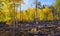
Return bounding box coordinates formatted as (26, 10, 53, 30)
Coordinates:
(0, 21, 60, 36)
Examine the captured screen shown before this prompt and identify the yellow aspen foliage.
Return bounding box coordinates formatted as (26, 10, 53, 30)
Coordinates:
(17, 11, 21, 21)
(0, 0, 12, 25)
(37, 8, 45, 21)
(0, 12, 5, 22)
(27, 8, 35, 21)
(22, 10, 29, 22)
(12, 0, 22, 2)
(4, 12, 11, 25)
(48, 12, 53, 21)
(43, 6, 53, 21)
(43, 6, 51, 14)
(12, 0, 25, 4)
(54, 15, 59, 20)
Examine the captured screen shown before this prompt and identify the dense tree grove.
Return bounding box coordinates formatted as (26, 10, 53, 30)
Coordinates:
(0, 0, 60, 25)
(53, 0, 60, 20)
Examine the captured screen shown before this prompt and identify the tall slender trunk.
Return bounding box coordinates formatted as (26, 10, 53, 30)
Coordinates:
(35, 0, 38, 24)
